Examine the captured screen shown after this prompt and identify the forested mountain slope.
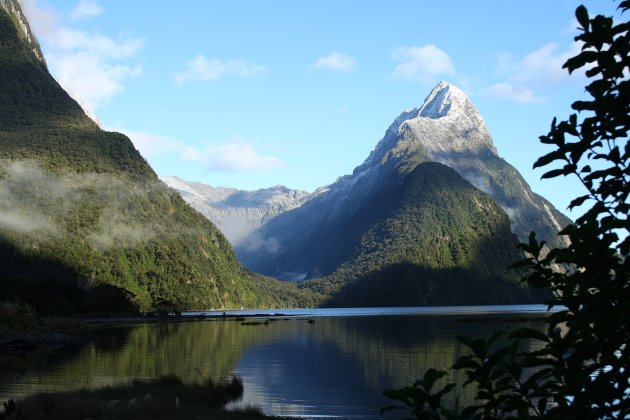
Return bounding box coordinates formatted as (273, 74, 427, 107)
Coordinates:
(300, 162, 548, 306)
(0, 1, 316, 314)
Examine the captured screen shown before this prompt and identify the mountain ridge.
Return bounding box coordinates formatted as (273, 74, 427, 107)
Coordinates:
(0, 0, 46, 65)
(223, 81, 570, 288)
(300, 161, 547, 306)
(0, 5, 317, 314)
(160, 176, 310, 246)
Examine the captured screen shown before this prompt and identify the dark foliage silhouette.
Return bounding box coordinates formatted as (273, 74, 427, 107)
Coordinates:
(384, 2, 629, 418)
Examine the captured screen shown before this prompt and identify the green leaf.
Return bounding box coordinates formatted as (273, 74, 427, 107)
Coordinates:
(509, 327, 550, 342)
(541, 168, 566, 179)
(452, 357, 481, 370)
(569, 195, 590, 209)
(422, 368, 447, 391)
(380, 405, 404, 416)
(533, 150, 564, 168)
(565, 56, 589, 74)
(538, 397, 548, 414)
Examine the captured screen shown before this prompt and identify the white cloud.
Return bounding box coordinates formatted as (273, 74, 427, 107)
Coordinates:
(54, 27, 143, 58)
(182, 139, 283, 172)
(495, 42, 581, 85)
(70, 0, 103, 20)
(174, 54, 269, 84)
(313, 52, 356, 72)
(118, 129, 183, 159)
(485, 83, 545, 104)
(0, 208, 56, 235)
(391, 44, 455, 82)
(50, 50, 141, 117)
(111, 129, 282, 173)
(21, 2, 144, 118)
(487, 41, 583, 104)
(19, 0, 57, 38)
(563, 17, 581, 36)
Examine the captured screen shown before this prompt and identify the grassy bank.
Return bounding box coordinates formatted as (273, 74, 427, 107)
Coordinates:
(0, 375, 287, 420)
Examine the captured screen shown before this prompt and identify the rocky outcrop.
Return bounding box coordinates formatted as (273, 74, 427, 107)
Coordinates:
(0, 0, 46, 65)
(160, 176, 310, 245)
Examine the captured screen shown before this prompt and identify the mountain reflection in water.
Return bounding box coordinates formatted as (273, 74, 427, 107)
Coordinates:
(0, 306, 548, 419)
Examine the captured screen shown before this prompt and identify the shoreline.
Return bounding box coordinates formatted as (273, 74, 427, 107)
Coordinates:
(1, 305, 551, 354)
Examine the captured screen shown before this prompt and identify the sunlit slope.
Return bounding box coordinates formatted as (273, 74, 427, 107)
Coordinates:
(300, 162, 548, 306)
(237, 82, 570, 286)
(0, 4, 315, 314)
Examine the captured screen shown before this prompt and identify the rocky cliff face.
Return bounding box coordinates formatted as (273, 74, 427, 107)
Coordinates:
(0, 4, 313, 314)
(230, 81, 570, 280)
(356, 81, 570, 247)
(160, 176, 310, 245)
(0, 0, 46, 65)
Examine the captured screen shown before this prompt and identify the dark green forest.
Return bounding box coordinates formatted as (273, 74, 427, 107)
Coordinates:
(383, 2, 629, 417)
(0, 0, 554, 315)
(301, 162, 548, 306)
(0, 5, 319, 314)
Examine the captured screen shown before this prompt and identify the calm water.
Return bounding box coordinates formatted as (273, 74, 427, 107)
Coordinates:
(0, 305, 548, 419)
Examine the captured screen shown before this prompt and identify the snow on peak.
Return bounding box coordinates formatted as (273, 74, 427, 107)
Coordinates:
(418, 81, 470, 119)
(160, 176, 205, 199)
(401, 81, 497, 156)
(355, 81, 498, 176)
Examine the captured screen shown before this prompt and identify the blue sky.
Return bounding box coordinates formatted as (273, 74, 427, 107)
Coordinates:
(20, 0, 619, 219)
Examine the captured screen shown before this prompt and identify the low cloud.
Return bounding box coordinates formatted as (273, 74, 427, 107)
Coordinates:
(0, 161, 71, 237)
(174, 54, 268, 84)
(0, 160, 162, 249)
(216, 214, 257, 246)
(0, 207, 56, 236)
(240, 233, 281, 255)
(313, 52, 356, 72)
(182, 141, 283, 172)
(391, 44, 455, 82)
(88, 207, 156, 250)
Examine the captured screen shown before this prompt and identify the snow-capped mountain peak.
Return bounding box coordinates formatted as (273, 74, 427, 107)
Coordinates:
(403, 81, 497, 157)
(417, 80, 468, 119)
(357, 81, 497, 175)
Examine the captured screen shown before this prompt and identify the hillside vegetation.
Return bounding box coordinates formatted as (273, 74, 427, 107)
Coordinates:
(301, 162, 547, 306)
(0, 5, 318, 314)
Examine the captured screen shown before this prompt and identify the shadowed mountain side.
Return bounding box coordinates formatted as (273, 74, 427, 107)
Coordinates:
(235, 83, 571, 288)
(429, 149, 572, 246)
(313, 264, 547, 308)
(297, 162, 546, 306)
(159, 176, 310, 246)
(236, 163, 398, 281)
(0, 5, 153, 180)
(0, 238, 139, 316)
(0, 1, 97, 134)
(0, 5, 317, 313)
(357, 81, 571, 249)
